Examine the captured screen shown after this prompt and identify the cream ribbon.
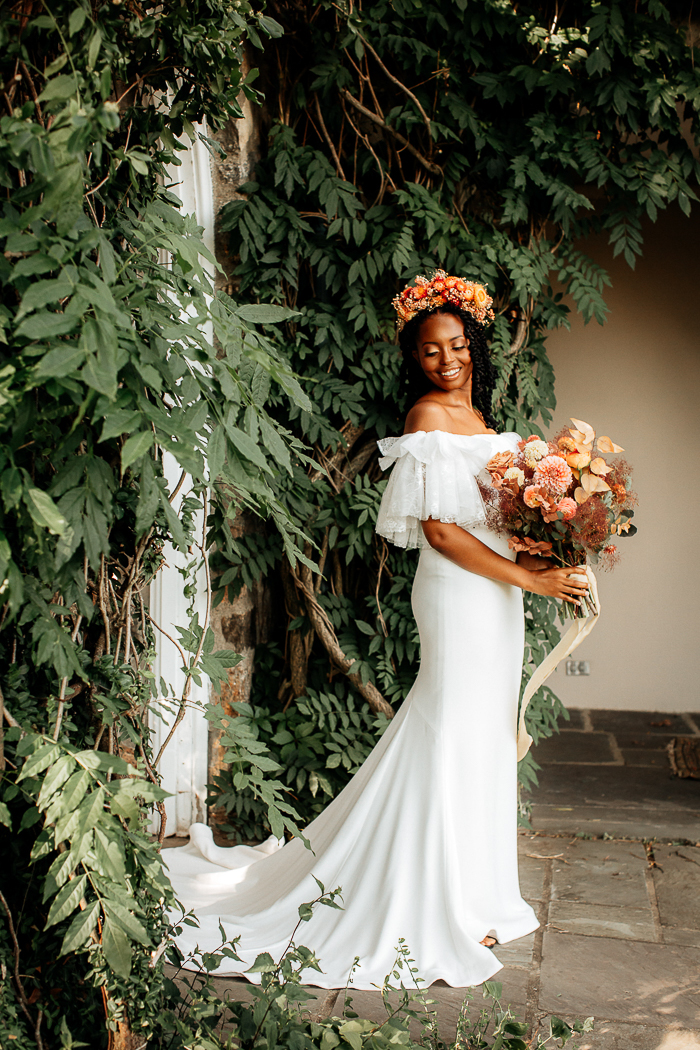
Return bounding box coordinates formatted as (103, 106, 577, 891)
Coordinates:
(516, 566, 600, 762)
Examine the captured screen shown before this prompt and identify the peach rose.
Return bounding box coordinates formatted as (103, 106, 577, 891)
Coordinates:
(523, 485, 545, 509)
(486, 451, 515, 479)
(557, 497, 577, 521)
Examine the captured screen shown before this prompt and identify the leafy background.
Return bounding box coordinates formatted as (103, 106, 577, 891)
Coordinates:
(208, 0, 700, 838)
(0, 0, 698, 1045)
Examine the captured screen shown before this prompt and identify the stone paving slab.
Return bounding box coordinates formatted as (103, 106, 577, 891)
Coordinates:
(548, 899, 657, 941)
(533, 731, 619, 765)
(549, 837, 650, 908)
(653, 845, 700, 931)
(587, 711, 695, 736)
(664, 928, 700, 948)
(196, 969, 529, 1045)
(531, 707, 700, 840)
(344, 973, 528, 1043)
(530, 765, 700, 840)
(517, 850, 547, 901)
(544, 1019, 700, 1049)
(538, 932, 700, 1029)
(620, 748, 669, 768)
(616, 732, 676, 751)
(491, 931, 535, 969)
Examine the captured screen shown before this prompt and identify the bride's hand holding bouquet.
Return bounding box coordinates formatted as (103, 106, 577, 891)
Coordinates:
(484, 417, 637, 618)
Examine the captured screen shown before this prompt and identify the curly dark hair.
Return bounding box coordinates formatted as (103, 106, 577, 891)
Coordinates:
(397, 302, 499, 431)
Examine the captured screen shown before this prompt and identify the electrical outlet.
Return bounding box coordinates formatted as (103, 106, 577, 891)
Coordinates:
(566, 659, 590, 676)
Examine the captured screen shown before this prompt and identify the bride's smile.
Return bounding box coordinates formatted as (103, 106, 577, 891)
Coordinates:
(412, 312, 473, 393)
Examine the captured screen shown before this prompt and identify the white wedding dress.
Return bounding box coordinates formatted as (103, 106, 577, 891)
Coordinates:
(165, 430, 538, 989)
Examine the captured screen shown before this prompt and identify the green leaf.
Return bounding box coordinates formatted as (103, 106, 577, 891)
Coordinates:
(35, 345, 87, 378)
(103, 900, 149, 944)
(55, 786, 105, 844)
(15, 312, 76, 340)
(87, 28, 102, 70)
(99, 409, 142, 443)
(25, 487, 68, 535)
(19, 806, 41, 831)
(68, 7, 87, 35)
(38, 755, 74, 808)
(121, 431, 154, 471)
(44, 53, 69, 76)
(94, 828, 126, 882)
(258, 14, 284, 38)
(45, 874, 88, 928)
(19, 743, 60, 782)
(102, 918, 131, 977)
(44, 768, 89, 823)
(225, 425, 269, 472)
(246, 951, 276, 974)
(44, 850, 79, 898)
(61, 899, 100, 954)
(207, 423, 226, 483)
(37, 74, 80, 102)
(234, 304, 297, 324)
(0, 802, 11, 829)
(76, 750, 132, 776)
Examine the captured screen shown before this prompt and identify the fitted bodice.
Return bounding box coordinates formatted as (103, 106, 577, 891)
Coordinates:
(375, 430, 520, 549)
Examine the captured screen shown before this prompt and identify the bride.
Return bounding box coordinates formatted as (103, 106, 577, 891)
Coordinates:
(165, 271, 588, 990)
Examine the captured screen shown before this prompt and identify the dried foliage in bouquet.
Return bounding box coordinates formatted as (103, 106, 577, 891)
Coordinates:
(483, 418, 637, 617)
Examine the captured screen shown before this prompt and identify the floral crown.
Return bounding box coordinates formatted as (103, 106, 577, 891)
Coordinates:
(392, 269, 495, 332)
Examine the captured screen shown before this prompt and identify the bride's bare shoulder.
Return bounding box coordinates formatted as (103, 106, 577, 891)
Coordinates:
(404, 399, 450, 435)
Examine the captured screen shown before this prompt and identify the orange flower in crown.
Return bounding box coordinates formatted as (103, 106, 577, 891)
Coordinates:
(392, 269, 495, 331)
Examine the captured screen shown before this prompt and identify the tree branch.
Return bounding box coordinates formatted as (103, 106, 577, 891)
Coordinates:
(53, 615, 83, 741)
(291, 556, 394, 720)
(509, 309, 529, 354)
(0, 889, 45, 1050)
(358, 33, 433, 136)
(313, 95, 346, 180)
(19, 61, 43, 127)
(341, 90, 442, 177)
(309, 424, 365, 485)
(340, 99, 393, 204)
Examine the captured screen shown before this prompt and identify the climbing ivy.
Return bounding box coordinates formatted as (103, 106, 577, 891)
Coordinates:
(213, 0, 700, 829)
(0, 0, 318, 1046)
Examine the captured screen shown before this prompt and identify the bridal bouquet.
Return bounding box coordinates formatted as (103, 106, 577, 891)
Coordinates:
(483, 418, 637, 617)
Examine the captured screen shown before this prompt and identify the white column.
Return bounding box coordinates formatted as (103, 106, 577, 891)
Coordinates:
(151, 126, 215, 836)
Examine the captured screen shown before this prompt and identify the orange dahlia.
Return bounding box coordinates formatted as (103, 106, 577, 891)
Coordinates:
(533, 455, 574, 495)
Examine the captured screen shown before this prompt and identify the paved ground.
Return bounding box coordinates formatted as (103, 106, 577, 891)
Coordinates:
(167, 710, 700, 1048)
(530, 709, 700, 842)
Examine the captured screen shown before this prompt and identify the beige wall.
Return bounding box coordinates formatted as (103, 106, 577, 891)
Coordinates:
(543, 204, 700, 712)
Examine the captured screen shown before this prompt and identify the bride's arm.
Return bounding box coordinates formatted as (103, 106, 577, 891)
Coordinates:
(421, 520, 587, 605)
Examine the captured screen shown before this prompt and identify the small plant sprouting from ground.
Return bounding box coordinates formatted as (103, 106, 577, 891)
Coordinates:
(166, 891, 594, 1050)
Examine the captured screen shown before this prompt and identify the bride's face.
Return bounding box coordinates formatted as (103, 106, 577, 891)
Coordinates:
(413, 312, 472, 392)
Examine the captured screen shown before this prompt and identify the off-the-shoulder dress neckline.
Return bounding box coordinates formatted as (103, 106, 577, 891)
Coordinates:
(400, 429, 518, 439)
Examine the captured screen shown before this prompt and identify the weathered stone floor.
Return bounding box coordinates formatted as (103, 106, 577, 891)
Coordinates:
(530, 709, 700, 842)
(166, 710, 700, 1047)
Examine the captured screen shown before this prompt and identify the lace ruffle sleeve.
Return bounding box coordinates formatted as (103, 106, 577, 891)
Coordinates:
(374, 431, 493, 550)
